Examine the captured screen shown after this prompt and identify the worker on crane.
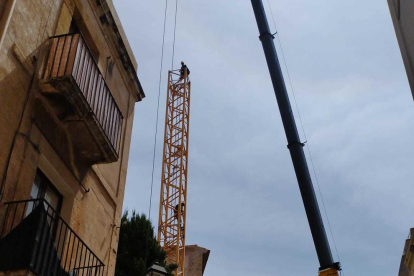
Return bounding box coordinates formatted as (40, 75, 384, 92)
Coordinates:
(173, 202, 185, 220)
(174, 202, 185, 233)
(179, 61, 190, 80)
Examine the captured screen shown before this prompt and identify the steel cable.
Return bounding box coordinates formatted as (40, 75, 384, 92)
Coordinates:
(145, 0, 169, 267)
(265, 0, 343, 273)
(171, 0, 179, 69)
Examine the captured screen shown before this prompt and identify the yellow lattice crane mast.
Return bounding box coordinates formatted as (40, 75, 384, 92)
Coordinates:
(157, 67, 191, 276)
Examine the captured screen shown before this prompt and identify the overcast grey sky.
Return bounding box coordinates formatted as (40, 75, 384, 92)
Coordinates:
(113, 1, 414, 275)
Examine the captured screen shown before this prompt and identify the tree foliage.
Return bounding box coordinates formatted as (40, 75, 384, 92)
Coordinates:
(115, 211, 178, 276)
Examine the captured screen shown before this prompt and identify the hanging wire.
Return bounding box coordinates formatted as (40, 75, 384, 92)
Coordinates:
(265, 0, 343, 273)
(171, 0, 179, 69)
(145, 0, 168, 265)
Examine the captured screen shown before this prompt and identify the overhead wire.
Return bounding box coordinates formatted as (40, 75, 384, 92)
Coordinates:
(171, 0, 179, 69)
(145, 0, 168, 266)
(265, 0, 343, 273)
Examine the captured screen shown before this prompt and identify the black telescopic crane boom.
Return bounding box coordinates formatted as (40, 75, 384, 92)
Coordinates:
(250, 0, 338, 272)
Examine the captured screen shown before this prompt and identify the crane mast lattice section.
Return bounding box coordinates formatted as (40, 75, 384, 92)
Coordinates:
(158, 69, 191, 276)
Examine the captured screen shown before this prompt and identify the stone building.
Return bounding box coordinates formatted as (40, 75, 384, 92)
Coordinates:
(398, 229, 414, 276)
(388, 2, 414, 274)
(388, 0, 414, 99)
(184, 245, 210, 276)
(0, 0, 144, 276)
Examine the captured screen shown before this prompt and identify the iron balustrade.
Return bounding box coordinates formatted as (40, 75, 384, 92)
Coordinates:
(0, 199, 105, 276)
(43, 33, 123, 155)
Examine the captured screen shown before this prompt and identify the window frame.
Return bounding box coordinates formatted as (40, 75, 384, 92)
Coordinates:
(30, 169, 63, 214)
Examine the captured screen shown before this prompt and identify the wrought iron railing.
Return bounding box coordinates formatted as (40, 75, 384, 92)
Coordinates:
(0, 199, 104, 276)
(43, 33, 123, 155)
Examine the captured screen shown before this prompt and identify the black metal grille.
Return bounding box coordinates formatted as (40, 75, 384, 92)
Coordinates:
(0, 199, 105, 276)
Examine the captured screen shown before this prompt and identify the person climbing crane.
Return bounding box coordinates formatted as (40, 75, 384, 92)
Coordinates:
(179, 61, 190, 80)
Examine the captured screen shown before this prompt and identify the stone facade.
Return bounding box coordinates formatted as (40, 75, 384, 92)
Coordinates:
(389, 2, 414, 273)
(0, 1, 144, 276)
(184, 245, 210, 276)
(399, 229, 414, 276)
(388, 0, 414, 99)
(398, 239, 412, 276)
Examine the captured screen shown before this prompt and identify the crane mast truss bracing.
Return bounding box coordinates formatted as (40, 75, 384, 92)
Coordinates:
(158, 69, 191, 276)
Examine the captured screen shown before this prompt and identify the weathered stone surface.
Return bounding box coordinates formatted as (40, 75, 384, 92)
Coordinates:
(55, 3, 73, 36)
(388, 0, 414, 99)
(0, 1, 142, 276)
(398, 238, 413, 276)
(184, 245, 210, 276)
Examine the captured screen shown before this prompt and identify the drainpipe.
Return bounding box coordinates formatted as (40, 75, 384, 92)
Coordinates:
(0, 0, 17, 51)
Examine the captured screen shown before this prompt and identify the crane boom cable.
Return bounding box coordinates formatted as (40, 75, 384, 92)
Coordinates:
(145, 0, 168, 265)
(158, 0, 189, 272)
(171, 0, 179, 69)
(265, 0, 343, 273)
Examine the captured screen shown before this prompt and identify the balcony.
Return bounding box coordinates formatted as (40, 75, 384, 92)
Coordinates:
(39, 33, 123, 164)
(0, 199, 104, 276)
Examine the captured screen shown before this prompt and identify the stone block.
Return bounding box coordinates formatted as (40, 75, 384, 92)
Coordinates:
(185, 245, 210, 276)
(55, 2, 72, 36)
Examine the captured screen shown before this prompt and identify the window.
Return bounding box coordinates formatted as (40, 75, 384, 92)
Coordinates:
(28, 170, 63, 214)
(26, 170, 63, 239)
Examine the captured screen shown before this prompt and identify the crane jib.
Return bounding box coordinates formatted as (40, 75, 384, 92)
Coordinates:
(250, 0, 340, 272)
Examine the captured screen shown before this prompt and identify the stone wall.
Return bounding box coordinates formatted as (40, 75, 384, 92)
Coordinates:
(184, 245, 210, 276)
(0, 0, 61, 203)
(388, 0, 414, 99)
(398, 239, 413, 276)
(0, 0, 142, 276)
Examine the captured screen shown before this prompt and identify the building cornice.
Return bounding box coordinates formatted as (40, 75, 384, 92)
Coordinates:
(96, 0, 145, 102)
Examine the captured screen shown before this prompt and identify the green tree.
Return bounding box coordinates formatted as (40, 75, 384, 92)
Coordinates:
(115, 211, 177, 276)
